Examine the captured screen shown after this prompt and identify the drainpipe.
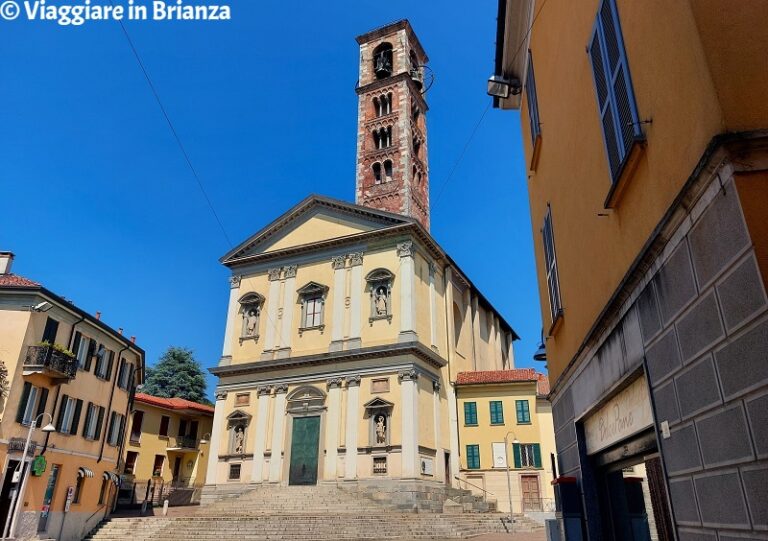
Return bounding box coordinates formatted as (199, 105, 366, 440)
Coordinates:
(98, 345, 129, 463)
(41, 315, 86, 454)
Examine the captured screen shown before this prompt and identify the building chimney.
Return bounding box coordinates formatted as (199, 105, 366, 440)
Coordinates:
(95, 311, 101, 320)
(0, 252, 15, 275)
(130, 336, 136, 344)
(118, 328, 123, 335)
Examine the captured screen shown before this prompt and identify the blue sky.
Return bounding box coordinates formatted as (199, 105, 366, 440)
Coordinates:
(0, 0, 541, 399)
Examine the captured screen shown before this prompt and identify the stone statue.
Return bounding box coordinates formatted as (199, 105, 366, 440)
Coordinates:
(245, 308, 258, 336)
(375, 286, 388, 316)
(375, 415, 386, 444)
(234, 425, 245, 454)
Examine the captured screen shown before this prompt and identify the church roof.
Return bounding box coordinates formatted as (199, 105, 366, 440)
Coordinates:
(221, 194, 519, 341)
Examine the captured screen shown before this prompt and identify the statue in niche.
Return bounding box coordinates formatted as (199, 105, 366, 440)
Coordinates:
(374, 286, 388, 316)
(375, 415, 386, 445)
(245, 308, 259, 336)
(234, 425, 245, 454)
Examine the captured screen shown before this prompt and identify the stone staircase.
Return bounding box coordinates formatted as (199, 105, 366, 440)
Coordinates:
(88, 484, 543, 540)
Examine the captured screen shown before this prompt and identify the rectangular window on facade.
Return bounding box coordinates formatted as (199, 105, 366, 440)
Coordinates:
(107, 412, 124, 447)
(56, 396, 82, 435)
(588, 0, 642, 181)
(42, 317, 59, 344)
(516, 400, 531, 424)
(159, 415, 170, 437)
(98, 479, 108, 505)
(463, 402, 478, 426)
(235, 393, 250, 406)
(16, 382, 45, 426)
(95, 347, 114, 380)
(466, 444, 480, 469)
(371, 378, 390, 393)
(82, 403, 98, 440)
(117, 359, 133, 390)
(130, 411, 144, 443)
(73, 475, 84, 504)
(153, 454, 165, 476)
(525, 50, 541, 147)
(489, 401, 504, 425)
(304, 297, 322, 328)
(542, 206, 563, 323)
(125, 451, 138, 474)
(228, 464, 241, 480)
(513, 443, 542, 469)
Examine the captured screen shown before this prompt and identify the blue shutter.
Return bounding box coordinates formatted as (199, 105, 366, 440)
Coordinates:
(513, 443, 522, 469)
(533, 444, 542, 468)
(525, 50, 541, 144)
(589, 0, 641, 181)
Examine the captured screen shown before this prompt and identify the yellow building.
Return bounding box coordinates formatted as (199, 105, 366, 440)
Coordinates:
(455, 369, 554, 515)
(492, 0, 768, 539)
(204, 21, 525, 512)
(121, 393, 213, 499)
(0, 252, 144, 540)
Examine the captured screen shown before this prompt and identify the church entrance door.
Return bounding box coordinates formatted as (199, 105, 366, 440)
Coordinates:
(288, 416, 320, 485)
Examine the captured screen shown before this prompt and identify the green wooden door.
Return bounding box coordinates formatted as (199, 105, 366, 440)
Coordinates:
(288, 416, 320, 485)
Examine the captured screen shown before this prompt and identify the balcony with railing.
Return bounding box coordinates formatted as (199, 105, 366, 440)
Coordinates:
(166, 435, 199, 451)
(24, 344, 77, 380)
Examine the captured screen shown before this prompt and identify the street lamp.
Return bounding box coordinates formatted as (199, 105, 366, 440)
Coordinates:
(5, 412, 56, 539)
(504, 431, 520, 526)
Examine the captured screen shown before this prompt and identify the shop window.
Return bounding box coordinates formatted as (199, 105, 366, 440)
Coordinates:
(464, 402, 478, 426)
(490, 401, 504, 425)
(466, 444, 480, 469)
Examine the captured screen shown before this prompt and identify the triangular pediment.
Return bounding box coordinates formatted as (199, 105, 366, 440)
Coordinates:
(221, 195, 413, 264)
(363, 397, 395, 409)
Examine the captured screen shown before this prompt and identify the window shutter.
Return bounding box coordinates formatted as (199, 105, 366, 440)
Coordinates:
(95, 407, 105, 440)
(85, 339, 95, 371)
(71, 399, 83, 435)
(106, 351, 115, 380)
(56, 394, 69, 430)
(179, 419, 187, 437)
(525, 50, 541, 143)
(533, 444, 542, 468)
(513, 443, 522, 468)
(72, 332, 82, 358)
(117, 359, 125, 388)
(42, 317, 59, 344)
(82, 403, 93, 437)
(16, 382, 32, 423)
(35, 387, 49, 420)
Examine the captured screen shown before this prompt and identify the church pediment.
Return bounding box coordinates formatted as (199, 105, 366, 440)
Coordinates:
(363, 397, 395, 409)
(221, 195, 413, 264)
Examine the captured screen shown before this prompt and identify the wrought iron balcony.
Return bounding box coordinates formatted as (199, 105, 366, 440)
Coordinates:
(24, 345, 77, 380)
(166, 435, 199, 451)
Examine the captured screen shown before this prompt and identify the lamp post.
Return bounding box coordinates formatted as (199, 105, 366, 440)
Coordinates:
(4, 412, 56, 539)
(504, 431, 520, 526)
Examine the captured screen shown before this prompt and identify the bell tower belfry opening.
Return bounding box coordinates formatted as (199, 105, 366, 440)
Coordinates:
(355, 20, 431, 230)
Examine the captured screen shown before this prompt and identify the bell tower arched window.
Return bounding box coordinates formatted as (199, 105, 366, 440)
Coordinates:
(372, 162, 382, 184)
(383, 160, 393, 182)
(373, 43, 393, 79)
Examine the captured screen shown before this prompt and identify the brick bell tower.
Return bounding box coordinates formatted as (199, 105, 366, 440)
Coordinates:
(355, 20, 431, 230)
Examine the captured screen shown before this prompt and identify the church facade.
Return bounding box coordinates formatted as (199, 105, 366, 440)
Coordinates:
(204, 21, 519, 499)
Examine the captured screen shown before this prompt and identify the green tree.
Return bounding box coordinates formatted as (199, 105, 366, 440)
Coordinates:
(142, 347, 210, 404)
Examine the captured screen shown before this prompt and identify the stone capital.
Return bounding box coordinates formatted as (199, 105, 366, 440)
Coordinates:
(396, 241, 414, 258)
(398, 369, 419, 382)
(215, 391, 228, 401)
(267, 268, 282, 281)
(327, 377, 344, 390)
(331, 255, 347, 270)
(428, 262, 437, 277)
(432, 380, 441, 392)
(229, 275, 242, 288)
(348, 252, 364, 267)
(273, 383, 289, 394)
(283, 265, 298, 279)
(346, 375, 361, 387)
(256, 385, 272, 396)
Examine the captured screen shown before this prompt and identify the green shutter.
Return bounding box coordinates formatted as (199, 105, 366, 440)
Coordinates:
(513, 443, 522, 469)
(464, 402, 477, 425)
(533, 444, 542, 468)
(16, 382, 32, 423)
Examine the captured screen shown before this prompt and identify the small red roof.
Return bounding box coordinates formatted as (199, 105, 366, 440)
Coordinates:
(456, 369, 550, 397)
(134, 393, 214, 415)
(0, 274, 41, 288)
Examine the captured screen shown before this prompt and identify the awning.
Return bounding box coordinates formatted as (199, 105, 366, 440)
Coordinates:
(102, 471, 120, 485)
(77, 467, 94, 478)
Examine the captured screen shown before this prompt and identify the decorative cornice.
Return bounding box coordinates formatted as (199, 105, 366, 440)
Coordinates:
(398, 369, 419, 382)
(428, 262, 437, 277)
(283, 265, 298, 279)
(331, 255, 346, 270)
(348, 252, 364, 267)
(327, 377, 344, 389)
(229, 275, 242, 288)
(274, 383, 289, 394)
(256, 385, 272, 396)
(346, 375, 362, 387)
(432, 380, 441, 392)
(267, 268, 282, 281)
(396, 241, 414, 258)
(215, 391, 227, 401)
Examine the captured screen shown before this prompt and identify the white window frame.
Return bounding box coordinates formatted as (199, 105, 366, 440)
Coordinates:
(76, 336, 90, 369)
(84, 403, 99, 440)
(21, 386, 39, 425)
(520, 443, 536, 468)
(59, 396, 75, 434)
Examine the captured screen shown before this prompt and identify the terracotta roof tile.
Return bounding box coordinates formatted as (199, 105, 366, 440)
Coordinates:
(456, 369, 550, 397)
(134, 393, 214, 415)
(0, 274, 41, 287)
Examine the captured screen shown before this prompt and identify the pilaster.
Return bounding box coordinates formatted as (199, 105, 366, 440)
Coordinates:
(344, 375, 361, 479)
(399, 369, 419, 478)
(251, 385, 272, 483)
(330, 256, 347, 351)
(268, 384, 288, 482)
(262, 268, 282, 357)
(397, 241, 418, 343)
(277, 266, 297, 358)
(205, 391, 227, 485)
(348, 252, 364, 349)
(324, 378, 343, 479)
(428, 263, 438, 350)
(221, 276, 241, 360)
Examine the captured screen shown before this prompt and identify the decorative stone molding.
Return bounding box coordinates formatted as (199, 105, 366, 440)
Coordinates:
(327, 377, 344, 390)
(215, 391, 228, 401)
(428, 262, 437, 277)
(283, 265, 298, 279)
(396, 241, 414, 258)
(229, 275, 242, 288)
(346, 375, 362, 387)
(331, 255, 347, 270)
(398, 369, 419, 382)
(267, 268, 282, 281)
(432, 380, 441, 392)
(348, 252, 364, 266)
(273, 383, 289, 394)
(256, 385, 272, 396)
